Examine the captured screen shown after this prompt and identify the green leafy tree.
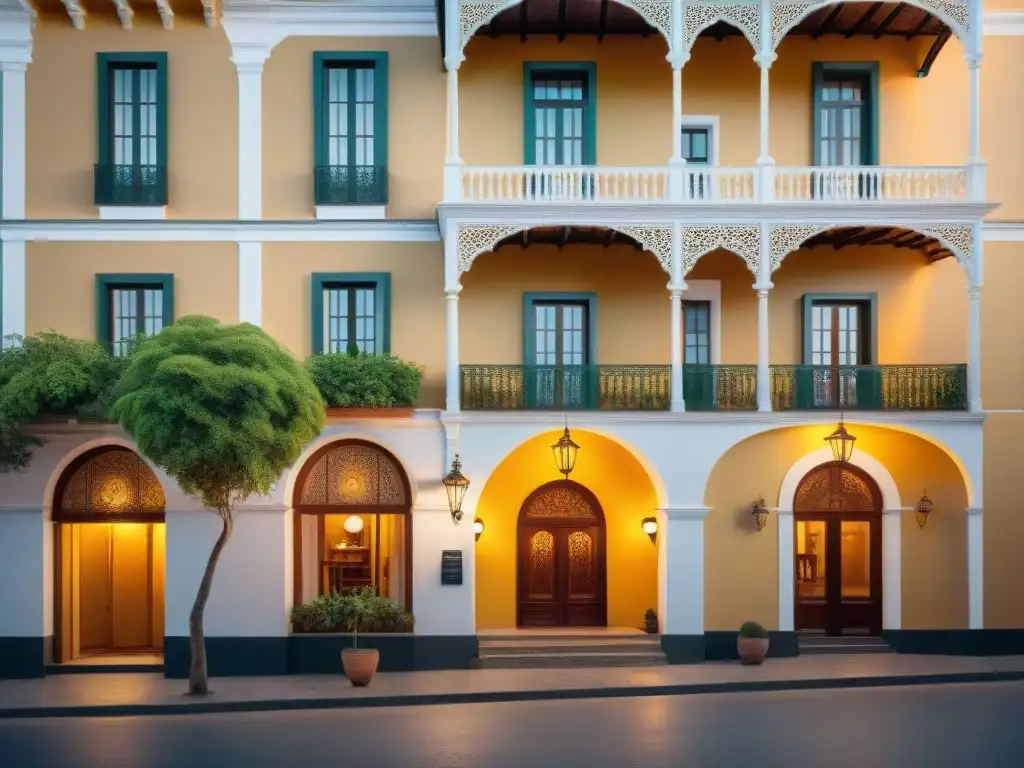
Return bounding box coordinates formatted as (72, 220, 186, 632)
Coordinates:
(0, 332, 127, 472)
(111, 316, 324, 694)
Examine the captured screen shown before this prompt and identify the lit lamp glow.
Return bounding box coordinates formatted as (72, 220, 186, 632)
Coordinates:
(825, 416, 856, 464)
(473, 518, 485, 541)
(915, 490, 934, 530)
(344, 514, 364, 546)
(552, 426, 580, 478)
(641, 516, 658, 544)
(99, 477, 131, 512)
(443, 454, 470, 523)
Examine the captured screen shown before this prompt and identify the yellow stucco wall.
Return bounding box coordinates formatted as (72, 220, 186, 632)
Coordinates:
(26, 17, 237, 219)
(25, 242, 239, 338)
(703, 424, 969, 631)
(260, 242, 446, 408)
(475, 430, 659, 630)
(460, 242, 969, 368)
(982, 414, 1024, 628)
(980, 242, 1024, 410)
(262, 37, 445, 220)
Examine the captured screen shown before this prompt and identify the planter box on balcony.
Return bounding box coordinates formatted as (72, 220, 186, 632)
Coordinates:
(325, 407, 414, 419)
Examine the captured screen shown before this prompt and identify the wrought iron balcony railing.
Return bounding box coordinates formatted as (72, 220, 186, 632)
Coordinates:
(93, 164, 167, 206)
(460, 365, 671, 411)
(682, 364, 758, 411)
(314, 164, 388, 205)
(770, 364, 968, 411)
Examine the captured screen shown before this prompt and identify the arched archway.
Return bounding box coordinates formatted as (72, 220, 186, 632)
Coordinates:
(517, 480, 607, 627)
(53, 446, 167, 664)
(793, 461, 883, 636)
(291, 439, 413, 611)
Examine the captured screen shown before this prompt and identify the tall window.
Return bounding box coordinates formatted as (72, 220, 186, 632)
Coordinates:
(808, 299, 873, 407)
(682, 301, 711, 365)
(96, 54, 167, 206)
(323, 283, 377, 355)
(525, 296, 595, 409)
(524, 63, 596, 166)
(818, 78, 866, 167)
(96, 275, 173, 357)
(314, 53, 389, 205)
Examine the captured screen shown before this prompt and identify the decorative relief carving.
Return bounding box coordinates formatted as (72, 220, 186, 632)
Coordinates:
(923, 0, 970, 36)
(769, 225, 830, 272)
(683, 3, 761, 53)
(457, 224, 528, 275)
(623, 0, 674, 42)
(769, 2, 827, 50)
(299, 443, 407, 507)
(59, 449, 165, 515)
(615, 225, 674, 274)
(524, 485, 600, 519)
(681, 226, 760, 276)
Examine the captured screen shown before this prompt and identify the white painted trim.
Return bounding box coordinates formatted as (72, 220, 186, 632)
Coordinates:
(0, 43, 30, 342)
(679, 279, 721, 365)
(661, 505, 712, 521)
(678, 115, 721, 166)
(967, 506, 983, 628)
(97, 206, 166, 221)
(443, 409, 985, 426)
(983, 10, 1024, 36)
(238, 241, 262, 325)
(776, 447, 903, 632)
(315, 205, 387, 221)
(983, 222, 1024, 241)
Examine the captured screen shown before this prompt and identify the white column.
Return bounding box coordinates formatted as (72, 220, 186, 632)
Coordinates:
(777, 508, 793, 631)
(443, 0, 465, 201)
(230, 44, 270, 325)
(967, 507, 983, 629)
(670, 287, 685, 411)
(755, 224, 772, 411)
(445, 288, 461, 412)
(667, 59, 687, 200)
(967, 284, 981, 411)
(965, 0, 985, 200)
(755, 0, 775, 200)
(882, 508, 902, 629)
(658, 507, 709, 637)
(1, 47, 31, 345)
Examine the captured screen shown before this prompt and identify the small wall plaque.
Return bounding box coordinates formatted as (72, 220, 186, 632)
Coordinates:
(441, 550, 463, 586)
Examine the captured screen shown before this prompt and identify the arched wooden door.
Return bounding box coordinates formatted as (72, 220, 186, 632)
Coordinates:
(794, 462, 882, 636)
(517, 480, 607, 627)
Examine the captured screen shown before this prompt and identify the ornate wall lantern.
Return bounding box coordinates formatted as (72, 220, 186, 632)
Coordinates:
(751, 497, 770, 531)
(552, 426, 580, 478)
(641, 516, 658, 544)
(442, 454, 470, 523)
(473, 517, 485, 541)
(825, 416, 856, 464)
(916, 490, 934, 529)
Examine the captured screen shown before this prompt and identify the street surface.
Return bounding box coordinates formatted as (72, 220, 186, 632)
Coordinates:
(0, 681, 1020, 767)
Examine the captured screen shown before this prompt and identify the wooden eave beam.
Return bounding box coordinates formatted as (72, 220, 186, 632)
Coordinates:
(873, 3, 906, 37)
(597, 0, 609, 42)
(519, 0, 529, 42)
(603, 228, 616, 248)
(846, 2, 884, 38)
(917, 27, 951, 77)
(557, 0, 568, 43)
(113, 0, 133, 29)
(848, 228, 894, 246)
(906, 13, 933, 40)
(812, 6, 844, 38)
(61, 0, 85, 29)
(558, 226, 572, 249)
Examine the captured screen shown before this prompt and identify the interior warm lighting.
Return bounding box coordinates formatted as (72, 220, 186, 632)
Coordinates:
(99, 477, 131, 511)
(751, 497, 770, 532)
(641, 516, 658, 544)
(825, 415, 856, 464)
(552, 426, 580, 478)
(473, 518, 484, 541)
(916, 490, 934, 530)
(443, 454, 470, 523)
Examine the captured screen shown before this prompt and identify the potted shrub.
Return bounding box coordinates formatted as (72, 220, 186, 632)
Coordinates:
(643, 608, 659, 635)
(340, 589, 380, 686)
(737, 620, 770, 665)
(307, 348, 423, 417)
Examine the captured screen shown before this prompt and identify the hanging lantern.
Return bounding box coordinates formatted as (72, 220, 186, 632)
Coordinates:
(442, 454, 470, 523)
(825, 416, 856, 464)
(916, 490, 934, 530)
(751, 497, 770, 532)
(552, 426, 580, 478)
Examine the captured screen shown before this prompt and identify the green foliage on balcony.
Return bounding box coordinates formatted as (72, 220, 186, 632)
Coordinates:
(770, 364, 968, 411)
(307, 349, 422, 408)
(94, 164, 168, 206)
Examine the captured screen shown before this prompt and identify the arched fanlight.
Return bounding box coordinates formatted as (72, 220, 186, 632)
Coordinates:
(825, 415, 856, 464)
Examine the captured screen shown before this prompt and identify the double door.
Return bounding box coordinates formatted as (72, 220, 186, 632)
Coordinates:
(518, 525, 605, 627)
(795, 515, 881, 635)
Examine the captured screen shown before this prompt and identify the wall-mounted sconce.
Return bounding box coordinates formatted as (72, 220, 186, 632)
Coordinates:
(443, 454, 470, 523)
(641, 516, 658, 544)
(751, 497, 770, 532)
(473, 518, 485, 541)
(916, 490, 933, 530)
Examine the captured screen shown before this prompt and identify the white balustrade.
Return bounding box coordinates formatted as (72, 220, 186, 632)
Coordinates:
(454, 165, 973, 204)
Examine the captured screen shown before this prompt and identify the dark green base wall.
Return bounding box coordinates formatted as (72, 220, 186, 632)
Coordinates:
(0, 636, 51, 679)
(883, 629, 1024, 656)
(163, 635, 480, 678)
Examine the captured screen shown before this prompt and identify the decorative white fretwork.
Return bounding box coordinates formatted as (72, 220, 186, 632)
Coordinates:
(623, 0, 674, 43)
(681, 226, 760, 276)
(910, 224, 974, 272)
(769, 225, 830, 272)
(456, 224, 528, 276)
(683, 2, 761, 55)
(770, 0, 970, 51)
(615, 226, 674, 275)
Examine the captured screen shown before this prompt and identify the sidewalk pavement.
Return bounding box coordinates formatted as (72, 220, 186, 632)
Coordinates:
(2, 654, 1024, 719)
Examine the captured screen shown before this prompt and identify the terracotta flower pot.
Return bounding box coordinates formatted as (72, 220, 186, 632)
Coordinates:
(737, 637, 769, 665)
(342, 648, 380, 686)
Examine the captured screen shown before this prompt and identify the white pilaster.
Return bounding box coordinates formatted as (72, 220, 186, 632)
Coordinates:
(967, 506, 983, 629)
(445, 288, 461, 412)
(231, 44, 270, 325)
(0, 28, 32, 345)
(965, 0, 985, 200)
(443, 0, 464, 202)
(412, 503, 476, 635)
(755, 225, 772, 411)
(667, 60, 687, 201)
(659, 507, 709, 636)
(777, 508, 794, 631)
(882, 508, 902, 629)
(669, 221, 685, 412)
(754, 0, 775, 201)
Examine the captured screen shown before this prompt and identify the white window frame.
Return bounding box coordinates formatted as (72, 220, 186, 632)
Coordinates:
(679, 279, 722, 365)
(678, 115, 720, 165)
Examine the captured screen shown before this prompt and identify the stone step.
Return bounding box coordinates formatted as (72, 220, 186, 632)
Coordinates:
(475, 651, 668, 669)
(480, 642, 662, 657)
(480, 636, 660, 648)
(798, 634, 894, 655)
(799, 644, 895, 655)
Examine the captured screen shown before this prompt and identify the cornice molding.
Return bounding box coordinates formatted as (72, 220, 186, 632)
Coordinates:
(982, 10, 1024, 36)
(442, 410, 987, 426)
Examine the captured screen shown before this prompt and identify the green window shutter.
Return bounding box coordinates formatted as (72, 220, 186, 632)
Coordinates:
(855, 367, 883, 409)
(523, 62, 597, 165)
(682, 365, 714, 410)
(311, 273, 391, 355)
(95, 273, 174, 354)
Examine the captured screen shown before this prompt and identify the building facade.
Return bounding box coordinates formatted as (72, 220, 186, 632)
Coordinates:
(0, 0, 1022, 677)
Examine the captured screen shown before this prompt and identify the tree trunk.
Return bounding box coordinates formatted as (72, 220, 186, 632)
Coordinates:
(188, 512, 233, 695)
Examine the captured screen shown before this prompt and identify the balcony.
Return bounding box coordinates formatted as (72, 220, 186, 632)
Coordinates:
(93, 164, 167, 206)
(453, 165, 973, 205)
(460, 364, 967, 412)
(314, 165, 388, 206)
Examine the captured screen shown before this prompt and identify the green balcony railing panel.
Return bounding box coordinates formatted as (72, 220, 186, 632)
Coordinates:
(93, 164, 168, 206)
(681, 365, 758, 411)
(770, 364, 968, 411)
(314, 165, 388, 205)
(460, 365, 671, 411)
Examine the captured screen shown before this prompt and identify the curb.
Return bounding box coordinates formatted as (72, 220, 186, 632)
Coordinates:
(2, 669, 1024, 719)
